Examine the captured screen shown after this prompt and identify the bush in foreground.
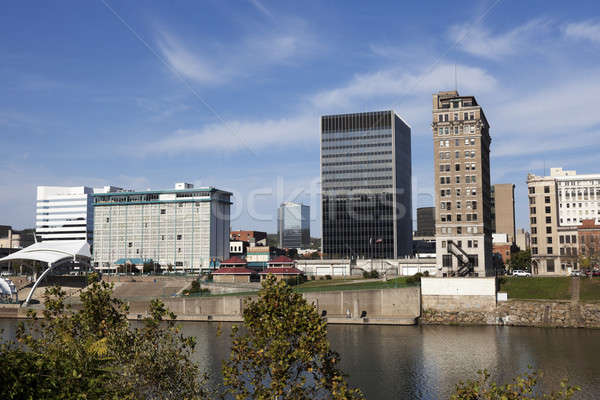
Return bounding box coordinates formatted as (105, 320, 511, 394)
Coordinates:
(222, 275, 364, 399)
(0, 273, 207, 400)
(451, 368, 579, 399)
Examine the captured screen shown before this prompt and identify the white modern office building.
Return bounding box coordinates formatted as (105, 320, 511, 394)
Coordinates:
(91, 183, 232, 272)
(36, 186, 125, 244)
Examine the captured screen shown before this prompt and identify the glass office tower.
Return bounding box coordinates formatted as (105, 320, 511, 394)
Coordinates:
(278, 202, 310, 248)
(321, 111, 412, 259)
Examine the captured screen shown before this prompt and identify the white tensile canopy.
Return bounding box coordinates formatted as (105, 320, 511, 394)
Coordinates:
(0, 240, 91, 306)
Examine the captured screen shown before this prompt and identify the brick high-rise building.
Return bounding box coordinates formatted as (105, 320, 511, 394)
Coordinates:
(432, 91, 493, 276)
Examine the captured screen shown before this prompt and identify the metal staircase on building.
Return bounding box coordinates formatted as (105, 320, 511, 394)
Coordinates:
(447, 240, 473, 277)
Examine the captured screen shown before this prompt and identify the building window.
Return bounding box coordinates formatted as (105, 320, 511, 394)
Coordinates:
(545, 196, 551, 203)
(547, 259, 555, 272)
(544, 186, 550, 193)
(559, 235, 564, 244)
(455, 164, 460, 171)
(545, 206, 551, 214)
(531, 217, 537, 225)
(546, 227, 552, 234)
(532, 227, 537, 234)
(572, 235, 577, 243)
(106, 217, 110, 223)
(547, 237, 552, 244)
(547, 247, 553, 255)
(532, 237, 537, 245)
(546, 216, 551, 224)
(532, 247, 538, 255)
(530, 207, 536, 214)
(177, 234, 182, 240)
(160, 209, 166, 214)
(443, 255, 452, 267)
(529, 187, 535, 194)
(128, 242, 132, 248)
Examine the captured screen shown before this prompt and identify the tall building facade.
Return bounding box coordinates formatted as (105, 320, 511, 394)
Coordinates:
(92, 183, 231, 272)
(527, 167, 600, 275)
(278, 202, 310, 248)
(36, 186, 124, 244)
(432, 91, 493, 276)
(415, 206, 435, 237)
(321, 110, 412, 259)
(491, 183, 516, 242)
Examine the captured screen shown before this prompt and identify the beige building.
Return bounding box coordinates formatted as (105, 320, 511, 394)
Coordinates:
(432, 91, 494, 276)
(515, 228, 530, 251)
(0, 226, 35, 249)
(491, 184, 516, 243)
(528, 167, 600, 275)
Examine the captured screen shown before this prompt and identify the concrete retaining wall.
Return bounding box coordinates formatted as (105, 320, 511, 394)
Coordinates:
(421, 277, 497, 312)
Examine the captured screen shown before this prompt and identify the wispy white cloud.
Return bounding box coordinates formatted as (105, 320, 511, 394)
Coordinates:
(311, 63, 498, 111)
(449, 18, 552, 60)
(248, 0, 273, 18)
(139, 114, 316, 155)
(563, 20, 600, 44)
(155, 19, 317, 85)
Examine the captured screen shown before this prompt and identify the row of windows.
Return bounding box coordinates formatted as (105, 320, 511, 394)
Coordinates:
(322, 168, 392, 175)
(322, 142, 392, 151)
(438, 138, 477, 147)
(323, 159, 392, 167)
(440, 188, 478, 197)
(439, 226, 479, 234)
(322, 151, 392, 159)
(323, 185, 394, 191)
(441, 239, 478, 248)
(531, 247, 555, 255)
(440, 213, 478, 222)
(436, 112, 476, 122)
(321, 112, 391, 133)
(439, 163, 477, 172)
(435, 125, 477, 136)
(322, 176, 392, 183)
(322, 134, 392, 142)
(439, 175, 477, 185)
(530, 216, 552, 225)
(439, 151, 477, 159)
(528, 186, 551, 194)
(440, 201, 477, 211)
(530, 206, 552, 214)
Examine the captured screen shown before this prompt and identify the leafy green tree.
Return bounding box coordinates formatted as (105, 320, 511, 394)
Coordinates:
(222, 275, 364, 399)
(451, 368, 579, 400)
(0, 273, 207, 400)
(509, 250, 532, 272)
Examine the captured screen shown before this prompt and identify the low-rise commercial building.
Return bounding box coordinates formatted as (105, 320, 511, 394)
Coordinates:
(92, 183, 232, 272)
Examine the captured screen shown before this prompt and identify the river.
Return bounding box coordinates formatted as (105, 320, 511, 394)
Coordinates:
(2, 319, 599, 399)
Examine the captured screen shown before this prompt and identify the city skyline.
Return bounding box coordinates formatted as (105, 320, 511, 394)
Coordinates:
(3, 1, 600, 235)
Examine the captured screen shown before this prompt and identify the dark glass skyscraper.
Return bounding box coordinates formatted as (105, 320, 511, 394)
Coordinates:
(278, 202, 310, 248)
(321, 111, 412, 259)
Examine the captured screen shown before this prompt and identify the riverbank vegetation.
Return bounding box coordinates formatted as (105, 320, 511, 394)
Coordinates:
(499, 277, 571, 300)
(0, 273, 363, 399)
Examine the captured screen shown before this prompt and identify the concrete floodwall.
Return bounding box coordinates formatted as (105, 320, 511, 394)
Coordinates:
(304, 287, 420, 318)
(126, 287, 421, 321)
(421, 277, 497, 312)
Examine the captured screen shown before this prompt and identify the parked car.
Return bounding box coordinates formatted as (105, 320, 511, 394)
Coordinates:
(512, 270, 532, 277)
(570, 270, 582, 277)
(593, 270, 600, 277)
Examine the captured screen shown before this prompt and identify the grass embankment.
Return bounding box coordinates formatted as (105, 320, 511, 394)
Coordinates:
(499, 277, 571, 300)
(295, 277, 416, 293)
(580, 278, 600, 302)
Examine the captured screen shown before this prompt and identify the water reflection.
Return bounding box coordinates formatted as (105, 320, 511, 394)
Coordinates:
(2, 319, 600, 399)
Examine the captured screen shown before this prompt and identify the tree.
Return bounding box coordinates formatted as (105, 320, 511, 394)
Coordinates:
(451, 368, 579, 400)
(0, 273, 207, 399)
(222, 275, 364, 399)
(508, 250, 532, 272)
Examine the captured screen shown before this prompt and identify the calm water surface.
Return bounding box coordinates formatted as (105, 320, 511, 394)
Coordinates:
(2, 319, 599, 399)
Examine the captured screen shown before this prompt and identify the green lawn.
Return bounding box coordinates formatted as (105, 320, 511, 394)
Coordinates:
(294, 277, 417, 293)
(499, 277, 571, 300)
(580, 278, 600, 302)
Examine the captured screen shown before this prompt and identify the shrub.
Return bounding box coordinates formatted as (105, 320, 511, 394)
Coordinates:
(310, 275, 316, 281)
(325, 274, 332, 280)
(423, 271, 429, 277)
(362, 271, 369, 279)
(370, 270, 379, 279)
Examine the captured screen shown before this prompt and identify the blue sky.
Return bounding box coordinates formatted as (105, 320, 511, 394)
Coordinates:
(2, 0, 600, 235)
